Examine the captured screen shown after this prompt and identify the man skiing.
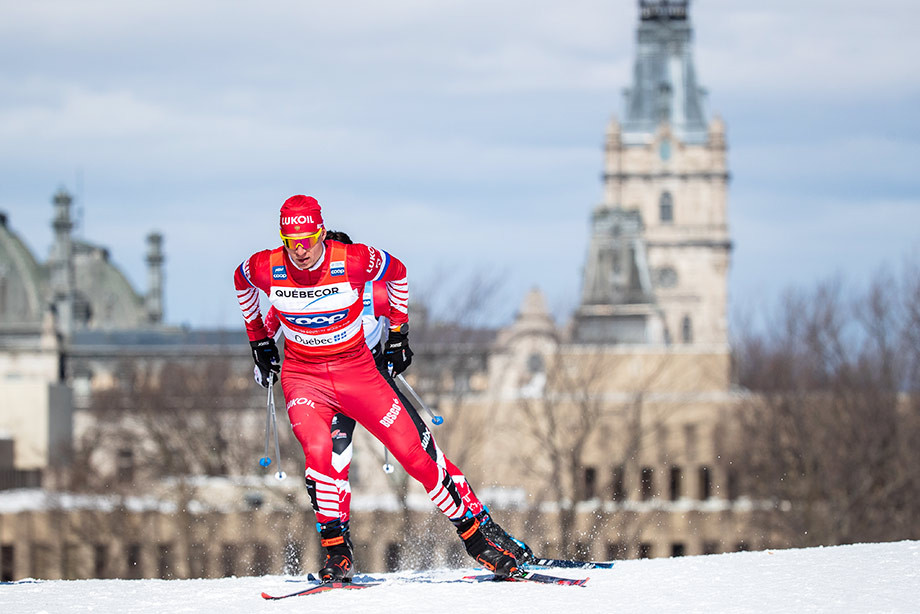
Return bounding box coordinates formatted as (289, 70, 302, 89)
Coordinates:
(234, 195, 519, 582)
(261, 229, 535, 565)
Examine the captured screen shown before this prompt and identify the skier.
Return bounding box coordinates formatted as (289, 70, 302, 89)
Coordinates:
(234, 195, 519, 582)
(261, 229, 534, 564)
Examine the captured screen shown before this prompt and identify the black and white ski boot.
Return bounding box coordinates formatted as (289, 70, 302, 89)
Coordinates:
(477, 511, 535, 564)
(318, 520, 355, 583)
(455, 516, 518, 577)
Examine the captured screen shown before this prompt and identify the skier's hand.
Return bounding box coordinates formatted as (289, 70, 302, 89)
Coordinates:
(250, 337, 280, 388)
(384, 326, 413, 375)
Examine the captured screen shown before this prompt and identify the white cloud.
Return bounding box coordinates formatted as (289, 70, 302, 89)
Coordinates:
(1, 0, 917, 328)
(696, 0, 920, 101)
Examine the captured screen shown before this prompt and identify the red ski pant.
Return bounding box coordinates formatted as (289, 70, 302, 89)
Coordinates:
(281, 343, 466, 524)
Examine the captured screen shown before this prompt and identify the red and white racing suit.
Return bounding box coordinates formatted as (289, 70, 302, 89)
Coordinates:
(235, 240, 468, 524)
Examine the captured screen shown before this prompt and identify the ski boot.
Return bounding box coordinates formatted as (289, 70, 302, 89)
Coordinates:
(454, 516, 518, 577)
(477, 511, 535, 564)
(318, 520, 354, 583)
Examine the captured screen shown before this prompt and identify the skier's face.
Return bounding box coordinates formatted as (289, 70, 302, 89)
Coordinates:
(284, 229, 326, 269)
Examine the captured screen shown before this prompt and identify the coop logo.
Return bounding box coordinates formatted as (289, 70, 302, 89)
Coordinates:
(272, 266, 287, 280)
(379, 398, 402, 428)
(331, 260, 345, 276)
(286, 397, 315, 410)
(282, 309, 349, 329)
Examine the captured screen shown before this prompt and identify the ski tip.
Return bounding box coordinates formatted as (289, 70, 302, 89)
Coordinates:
(260, 592, 275, 600)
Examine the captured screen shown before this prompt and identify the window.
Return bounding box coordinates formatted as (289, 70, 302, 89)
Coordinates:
(1, 544, 13, 582)
(189, 543, 208, 578)
(606, 543, 628, 560)
(699, 466, 712, 500)
(221, 544, 238, 578)
(94, 544, 108, 579)
(126, 543, 142, 579)
(30, 543, 51, 578)
(62, 543, 79, 579)
(583, 466, 597, 500)
(703, 541, 719, 555)
(725, 468, 739, 501)
(252, 543, 271, 576)
(659, 192, 674, 223)
(574, 542, 591, 559)
(640, 467, 655, 500)
(638, 543, 653, 559)
(117, 448, 135, 484)
(611, 465, 626, 502)
(681, 315, 693, 344)
(526, 353, 545, 374)
(669, 466, 683, 501)
(671, 543, 686, 558)
(385, 543, 401, 572)
(656, 266, 678, 288)
(684, 424, 698, 462)
(158, 544, 173, 579)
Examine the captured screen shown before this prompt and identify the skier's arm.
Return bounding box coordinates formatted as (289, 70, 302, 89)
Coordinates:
(233, 250, 272, 341)
(346, 244, 408, 329)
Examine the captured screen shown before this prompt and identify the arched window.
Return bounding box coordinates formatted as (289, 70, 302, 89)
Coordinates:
(659, 191, 673, 223)
(681, 315, 693, 344)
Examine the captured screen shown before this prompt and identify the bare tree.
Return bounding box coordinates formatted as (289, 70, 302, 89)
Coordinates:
(732, 262, 920, 547)
(68, 358, 270, 492)
(515, 347, 687, 558)
(350, 269, 506, 569)
(51, 357, 300, 578)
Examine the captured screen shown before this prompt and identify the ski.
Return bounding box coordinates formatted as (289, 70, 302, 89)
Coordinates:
(261, 581, 382, 600)
(525, 557, 615, 570)
(463, 569, 589, 586)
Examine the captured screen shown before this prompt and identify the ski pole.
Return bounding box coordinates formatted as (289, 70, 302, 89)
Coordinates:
(258, 374, 286, 480)
(395, 374, 444, 425)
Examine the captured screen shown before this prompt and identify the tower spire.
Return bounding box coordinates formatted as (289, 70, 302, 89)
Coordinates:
(623, 0, 707, 144)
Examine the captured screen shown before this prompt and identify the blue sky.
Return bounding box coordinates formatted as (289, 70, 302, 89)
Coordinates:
(1, 0, 918, 329)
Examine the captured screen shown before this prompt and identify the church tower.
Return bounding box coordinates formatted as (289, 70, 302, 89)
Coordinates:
(573, 0, 731, 347)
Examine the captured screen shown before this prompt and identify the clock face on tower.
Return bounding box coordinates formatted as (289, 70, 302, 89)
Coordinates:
(659, 139, 671, 161)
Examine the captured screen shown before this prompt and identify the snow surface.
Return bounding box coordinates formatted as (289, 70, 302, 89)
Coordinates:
(1, 541, 917, 614)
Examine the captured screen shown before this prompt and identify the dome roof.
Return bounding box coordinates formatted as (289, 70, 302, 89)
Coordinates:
(71, 240, 147, 329)
(0, 212, 47, 327)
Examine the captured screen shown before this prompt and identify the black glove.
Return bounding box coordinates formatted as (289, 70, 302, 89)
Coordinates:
(384, 326, 413, 376)
(250, 337, 280, 388)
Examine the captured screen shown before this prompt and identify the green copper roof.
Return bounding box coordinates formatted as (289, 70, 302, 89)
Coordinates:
(623, 0, 708, 143)
(0, 212, 47, 327)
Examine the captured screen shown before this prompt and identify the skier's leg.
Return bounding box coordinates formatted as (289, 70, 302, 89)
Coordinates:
(333, 348, 518, 575)
(281, 367, 354, 581)
(329, 413, 356, 524)
(375, 356, 529, 556)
